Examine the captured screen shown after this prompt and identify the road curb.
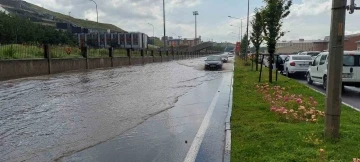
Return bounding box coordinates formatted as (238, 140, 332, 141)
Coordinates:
(306, 85, 360, 112)
(223, 64, 234, 162)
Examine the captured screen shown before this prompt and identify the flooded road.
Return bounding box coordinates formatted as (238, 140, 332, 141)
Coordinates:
(0, 55, 234, 162)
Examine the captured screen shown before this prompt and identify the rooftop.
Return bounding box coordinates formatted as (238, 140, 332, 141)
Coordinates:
(277, 39, 320, 43)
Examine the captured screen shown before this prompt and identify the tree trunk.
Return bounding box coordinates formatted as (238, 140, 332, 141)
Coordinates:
(269, 53, 273, 83)
(255, 48, 259, 71)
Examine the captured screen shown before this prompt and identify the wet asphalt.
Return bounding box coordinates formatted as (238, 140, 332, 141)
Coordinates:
(0, 55, 234, 162)
(293, 77, 360, 111)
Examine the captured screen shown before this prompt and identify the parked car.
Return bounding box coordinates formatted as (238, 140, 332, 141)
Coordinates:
(306, 51, 360, 90)
(220, 53, 229, 62)
(283, 55, 313, 78)
(298, 51, 321, 60)
(205, 55, 223, 70)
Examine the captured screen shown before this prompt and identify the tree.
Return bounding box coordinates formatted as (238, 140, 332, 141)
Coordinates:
(262, 0, 292, 82)
(250, 8, 264, 71)
(240, 34, 249, 59)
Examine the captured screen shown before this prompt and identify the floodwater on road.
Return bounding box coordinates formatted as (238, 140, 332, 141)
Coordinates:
(0, 56, 233, 162)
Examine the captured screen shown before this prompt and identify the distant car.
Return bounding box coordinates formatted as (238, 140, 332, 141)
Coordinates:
(261, 55, 286, 72)
(228, 52, 234, 57)
(220, 53, 229, 62)
(205, 55, 223, 70)
(228, 50, 234, 56)
(298, 51, 321, 60)
(283, 55, 313, 78)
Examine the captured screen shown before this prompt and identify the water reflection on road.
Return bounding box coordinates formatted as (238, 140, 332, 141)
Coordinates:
(0, 56, 233, 162)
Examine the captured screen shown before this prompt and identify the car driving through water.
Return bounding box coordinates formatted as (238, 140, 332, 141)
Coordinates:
(205, 55, 223, 70)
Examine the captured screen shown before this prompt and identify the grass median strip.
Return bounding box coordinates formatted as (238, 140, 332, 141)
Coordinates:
(231, 57, 360, 161)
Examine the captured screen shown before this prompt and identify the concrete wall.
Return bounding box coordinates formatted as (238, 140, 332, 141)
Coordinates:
(0, 52, 214, 81)
(143, 57, 154, 64)
(113, 57, 129, 67)
(154, 57, 162, 63)
(0, 59, 49, 81)
(162, 56, 169, 62)
(52, 58, 86, 74)
(88, 58, 112, 69)
(130, 57, 143, 65)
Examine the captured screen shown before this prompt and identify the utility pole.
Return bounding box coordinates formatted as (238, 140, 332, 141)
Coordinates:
(245, 0, 250, 61)
(325, 0, 346, 138)
(163, 0, 166, 50)
(325, 0, 359, 139)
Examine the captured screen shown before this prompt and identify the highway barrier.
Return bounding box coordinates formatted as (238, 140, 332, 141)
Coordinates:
(0, 45, 221, 81)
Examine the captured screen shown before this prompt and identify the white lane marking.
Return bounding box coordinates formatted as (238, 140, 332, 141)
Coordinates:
(183, 77, 226, 162)
(307, 85, 360, 112)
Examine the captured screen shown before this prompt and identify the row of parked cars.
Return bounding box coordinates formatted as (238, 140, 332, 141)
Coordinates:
(264, 51, 360, 90)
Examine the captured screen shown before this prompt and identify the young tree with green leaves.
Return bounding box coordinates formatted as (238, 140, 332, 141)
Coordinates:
(250, 8, 264, 71)
(240, 34, 249, 59)
(262, 0, 292, 82)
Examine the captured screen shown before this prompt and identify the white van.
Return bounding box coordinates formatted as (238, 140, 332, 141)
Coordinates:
(306, 51, 360, 89)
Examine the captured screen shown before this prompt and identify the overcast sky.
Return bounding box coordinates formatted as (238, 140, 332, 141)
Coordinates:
(25, 0, 360, 43)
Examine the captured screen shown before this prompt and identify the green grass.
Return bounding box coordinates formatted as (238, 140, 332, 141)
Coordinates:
(0, 44, 160, 59)
(25, 2, 125, 32)
(231, 57, 360, 161)
(0, 44, 85, 59)
(0, 44, 43, 59)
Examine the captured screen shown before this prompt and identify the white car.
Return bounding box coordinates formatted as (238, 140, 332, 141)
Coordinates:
(283, 55, 313, 78)
(298, 51, 321, 60)
(220, 53, 229, 62)
(306, 51, 360, 90)
(228, 53, 234, 57)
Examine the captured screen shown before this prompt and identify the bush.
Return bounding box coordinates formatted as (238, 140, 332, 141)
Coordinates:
(3, 45, 16, 59)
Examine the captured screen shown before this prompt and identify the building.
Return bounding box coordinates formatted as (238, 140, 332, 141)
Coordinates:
(276, 46, 302, 54)
(312, 40, 328, 51)
(277, 39, 316, 52)
(277, 33, 360, 52)
(357, 41, 360, 51)
(167, 38, 201, 47)
(167, 39, 182, 47)
(161, 36, 173, 42)
(323, 33, 360, 51)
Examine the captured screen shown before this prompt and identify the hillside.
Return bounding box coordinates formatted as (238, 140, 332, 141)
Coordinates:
(0, 0, 126, 32)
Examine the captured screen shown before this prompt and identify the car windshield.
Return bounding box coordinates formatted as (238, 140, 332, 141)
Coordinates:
(292, 56, 312, 60)
(206, 56, 220, 61)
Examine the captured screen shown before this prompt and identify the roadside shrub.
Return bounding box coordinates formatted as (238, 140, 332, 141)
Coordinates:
(3, 45, 16, 59)
(243, 61, 251, 66)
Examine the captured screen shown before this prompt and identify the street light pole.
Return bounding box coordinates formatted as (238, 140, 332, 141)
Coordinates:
(228, 16, 247, 42)
(245, 0, 250, 61)
(163, 0, 166, 49)
(230, 25, 241, 42)
(69, 11, 71, 16)
(148, 23, 154, 46)
(193, 11, 199, 45)
(89, 0, 98, 23)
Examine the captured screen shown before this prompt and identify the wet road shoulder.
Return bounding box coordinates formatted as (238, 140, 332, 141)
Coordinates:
(295, 78, 360, 111)
(60, 71, 234, 162)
